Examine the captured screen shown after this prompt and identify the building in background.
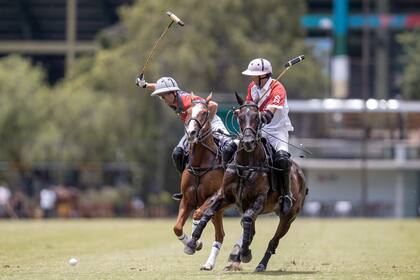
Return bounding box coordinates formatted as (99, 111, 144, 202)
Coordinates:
(0, 0, 133, 83)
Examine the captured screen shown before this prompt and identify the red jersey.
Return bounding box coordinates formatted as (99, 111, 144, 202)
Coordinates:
(246, 79, 287, 111)
(174, 91, 204, 122)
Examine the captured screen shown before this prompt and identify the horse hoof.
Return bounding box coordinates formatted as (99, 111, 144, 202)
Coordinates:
(196, 240, 203, 251)
(228, 254, 239, 263)
(240, 249, 252, 263)
(184, 243, 196, 255)
(254, 264, 266, 272)
(200, 263, 213, 271)
(223, 262, 242, 271)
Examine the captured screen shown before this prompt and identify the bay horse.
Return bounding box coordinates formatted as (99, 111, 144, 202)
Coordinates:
(185, 92, 308, 272)
(173, 92, 226, 270)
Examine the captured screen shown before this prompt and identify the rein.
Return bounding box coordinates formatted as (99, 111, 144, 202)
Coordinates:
(185, 100, 222, 177)
(228, 103, 268, 177)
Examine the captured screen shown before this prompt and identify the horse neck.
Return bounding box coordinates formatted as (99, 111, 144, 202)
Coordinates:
(236, 142, 265, 166)
(188, 126, 217, 166)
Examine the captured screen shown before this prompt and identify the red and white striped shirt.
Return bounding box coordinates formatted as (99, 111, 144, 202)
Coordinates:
(246, 78, 293, 132)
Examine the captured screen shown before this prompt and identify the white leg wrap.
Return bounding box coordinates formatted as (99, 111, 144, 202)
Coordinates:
(235, 234, 243, 247)
(192, 219, 200, 234)
(203, 241, 222, 269)
(178, 232, 190, 246)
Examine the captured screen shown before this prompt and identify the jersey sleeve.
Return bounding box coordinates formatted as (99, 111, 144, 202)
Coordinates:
(266, 82, 286, 109)
(245, 82, 254, 102)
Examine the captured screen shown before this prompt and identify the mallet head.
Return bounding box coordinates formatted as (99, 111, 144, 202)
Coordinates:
(166, 11, 185, 26)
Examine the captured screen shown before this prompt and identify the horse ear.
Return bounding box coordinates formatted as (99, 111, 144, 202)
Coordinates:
(235, 91, 244, 106)
(206, 92, 213, 104)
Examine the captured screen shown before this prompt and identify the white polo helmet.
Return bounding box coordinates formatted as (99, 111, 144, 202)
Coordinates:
(242, 58, 272, 76)
(150, 77, 180, 96)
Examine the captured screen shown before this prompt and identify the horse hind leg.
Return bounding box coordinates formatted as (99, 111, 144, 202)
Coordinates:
(200, 211, 224, 271)
(255, 216, 294, 272)
(223, 235, 243, 271)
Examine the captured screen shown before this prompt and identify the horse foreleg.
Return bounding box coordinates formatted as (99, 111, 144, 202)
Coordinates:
(174, 198, 193, 247)
(240, 194, 265, 263)
(184, 194, 224, 255)
(200, 211, 224, 271)
(254, 215, 294, 272)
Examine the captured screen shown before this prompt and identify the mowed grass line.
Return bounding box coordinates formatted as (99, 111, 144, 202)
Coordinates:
(0, 218, 419, 280)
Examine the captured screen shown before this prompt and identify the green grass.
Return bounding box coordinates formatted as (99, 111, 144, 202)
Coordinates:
(0, 218, 419, 280)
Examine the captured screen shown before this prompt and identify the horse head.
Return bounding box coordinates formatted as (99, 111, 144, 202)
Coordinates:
(185, 92, 213, 144)
(235, 92, 261, 152)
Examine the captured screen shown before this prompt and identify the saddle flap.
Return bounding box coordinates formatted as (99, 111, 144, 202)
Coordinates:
(261, 137, 278, 191)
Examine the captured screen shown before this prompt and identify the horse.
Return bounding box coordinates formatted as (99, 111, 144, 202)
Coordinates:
(185, 92, 308, 272)
(173, 92, 226, 270)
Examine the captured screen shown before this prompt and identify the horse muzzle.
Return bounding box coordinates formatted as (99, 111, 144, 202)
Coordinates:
(243, 138, 256, 152)
(187, 129, 199, 143)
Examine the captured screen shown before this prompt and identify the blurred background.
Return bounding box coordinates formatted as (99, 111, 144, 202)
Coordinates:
(0, 0, 419, 219)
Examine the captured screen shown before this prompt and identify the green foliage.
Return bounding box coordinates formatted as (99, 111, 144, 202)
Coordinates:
(116, 0, 326, 97)
(0, 55, 49, 161)
(0, 0, 327, 192)
(397, 30, 420, 100)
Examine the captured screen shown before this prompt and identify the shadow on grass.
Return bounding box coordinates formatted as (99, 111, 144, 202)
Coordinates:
(229, 270, 319, 276)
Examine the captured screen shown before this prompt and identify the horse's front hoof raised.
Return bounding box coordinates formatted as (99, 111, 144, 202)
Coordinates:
(254, 263, 266, 272)
(184, 245, 195, 255)
(200, 263, 213, 271)
(223, 262, 242, 271)
(184, 239, 197, 255)
(240, 249, 252, 263)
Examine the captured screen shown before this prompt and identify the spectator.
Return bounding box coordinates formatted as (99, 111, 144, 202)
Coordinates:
(40, 186, 57, 218)
(10, 189, 30, 218)
(0, 183, 17, 218)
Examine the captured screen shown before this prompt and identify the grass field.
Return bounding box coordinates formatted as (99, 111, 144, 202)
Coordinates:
(0, 218, 419, 280)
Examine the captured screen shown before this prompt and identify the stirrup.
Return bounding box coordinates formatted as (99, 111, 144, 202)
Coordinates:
(172, 193, 183, 201)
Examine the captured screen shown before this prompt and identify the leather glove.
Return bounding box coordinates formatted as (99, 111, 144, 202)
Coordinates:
(260, 110, 274, 124)
(135, 73, 147, 88)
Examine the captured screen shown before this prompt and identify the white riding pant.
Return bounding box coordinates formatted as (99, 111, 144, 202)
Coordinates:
(176, 115, 230, 149)
(261, 127, 289, 152)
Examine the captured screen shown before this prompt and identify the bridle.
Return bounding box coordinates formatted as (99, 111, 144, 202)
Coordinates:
(237, 103, 262, 143)
(185, 100, 213, 145)
(185, 99, 222, 178)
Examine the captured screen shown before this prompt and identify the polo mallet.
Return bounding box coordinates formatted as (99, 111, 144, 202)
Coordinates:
(258, 55, 305, 102)
(276, 55, 305, 81)
(138, 11, 185, 76)
(253, 55, 312, 157)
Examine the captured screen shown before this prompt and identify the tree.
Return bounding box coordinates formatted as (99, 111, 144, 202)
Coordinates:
(111, 0, 326, 97)
(62, 0, 327, 193)
(0, 55, 49, 162)
(397, 29, 420, 100)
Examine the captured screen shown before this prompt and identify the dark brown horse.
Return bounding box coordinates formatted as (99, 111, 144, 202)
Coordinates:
(185, 93, 308, 272)
(173, 92, 226, 270)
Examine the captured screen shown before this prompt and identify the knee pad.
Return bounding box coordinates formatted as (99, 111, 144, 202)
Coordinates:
(274, 151, 291, 171)
(223, 141, 237, 154)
